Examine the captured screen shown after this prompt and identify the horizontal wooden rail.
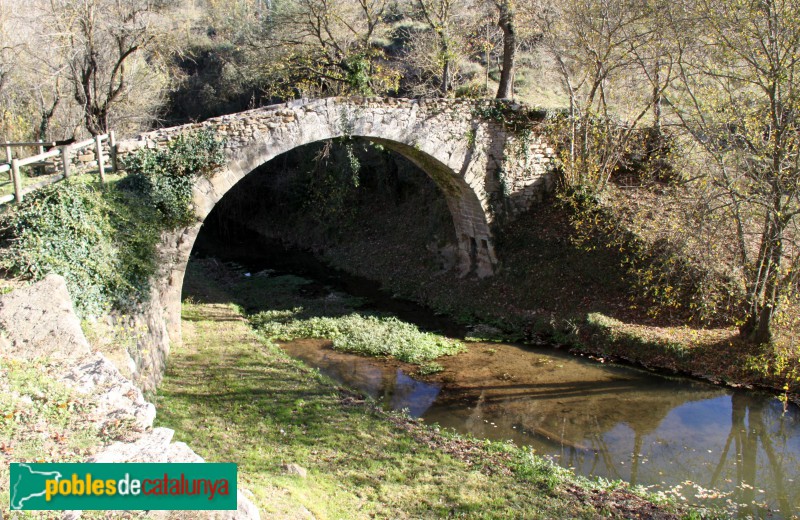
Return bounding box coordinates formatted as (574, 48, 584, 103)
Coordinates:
(0, 132, 115, 204)
(72, 137, 96, 149)
(17, 148, 60, 167)
(4, 141, 58, 148)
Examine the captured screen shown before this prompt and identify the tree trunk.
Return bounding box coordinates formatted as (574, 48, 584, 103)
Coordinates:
(84, 107, 108, 136)
(442, 58, 450, 94)
(652, 60, 662, 133)
(495, 0, 515, 99)
(37, 95, 59, 142)
(749, 243, 782, 345)
(741, 212, 785, 345)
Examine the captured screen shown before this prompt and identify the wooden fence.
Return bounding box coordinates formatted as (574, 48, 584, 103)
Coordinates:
(0, 131, 118, 204)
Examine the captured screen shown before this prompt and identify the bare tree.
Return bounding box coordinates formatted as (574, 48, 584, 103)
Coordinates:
(414, 0, 482, 96)
(265, 0, 397, 97)
(0, 1, 10, 97)
(0, 0, 31, 140)
(669, 0, 800, 344)
(534, 0, 666, 189)
(0, 0, 72, 141)
(46, 0, 163, 135)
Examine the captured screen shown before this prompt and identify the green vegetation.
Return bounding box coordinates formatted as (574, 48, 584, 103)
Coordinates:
(0, 131, 223, 317)
(0, 358, 104, 511)
(416, 361, 444, 375)
(0, 171, 63, 199)
(0, 354, 153, 519)
(746, 296, 800, 412)
(155, 262, 685, 519)
(252, 310, 464, 364)
(196, 266, 464, 365)
(212, 140, 797, 403)
(121, 130, 226, 229)
(4, 0, 800, 353)
(558, 189, 740, 327)
(0, 177, 159, 316)
(470, 101, 562, 131)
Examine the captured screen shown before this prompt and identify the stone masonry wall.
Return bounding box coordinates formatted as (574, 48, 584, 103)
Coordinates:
(116, 97, 556, 224)
(114, 97, 557, 380)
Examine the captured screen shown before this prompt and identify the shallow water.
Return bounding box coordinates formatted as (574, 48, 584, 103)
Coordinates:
(190, 234, 800, 518)
(284, 338, 800, 518)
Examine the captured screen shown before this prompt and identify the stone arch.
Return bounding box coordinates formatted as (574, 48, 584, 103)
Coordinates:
(193, 135, 497, 275)
(150, 98, 504, 345)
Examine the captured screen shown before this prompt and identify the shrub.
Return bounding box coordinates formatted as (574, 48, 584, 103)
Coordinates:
(250, 311, 465, 364)
(0, 179, 161, 316)
(0, 181, 121, 316)
(121, 130, 225, 228)
(0, 130, 225, 317)
(560, 187, 741, 325)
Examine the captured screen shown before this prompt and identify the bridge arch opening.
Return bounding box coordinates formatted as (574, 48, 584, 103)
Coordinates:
(191, 138, 461, 278)
(159, 129, 498, 344)
(112, 97, 559, 384)
(191, 132, 497, 277)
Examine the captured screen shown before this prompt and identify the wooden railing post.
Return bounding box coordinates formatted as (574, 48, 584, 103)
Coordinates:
(11, 158, 22, 203)
(61, 145, 72, 178)
(109, 130, 118, 173)
(95, 134, 106, 183)
(4, 142, 11, 181)
(36, 141, 45, 177)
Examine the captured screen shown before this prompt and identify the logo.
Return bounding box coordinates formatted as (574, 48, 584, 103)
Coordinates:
(9, 463, 237, 510)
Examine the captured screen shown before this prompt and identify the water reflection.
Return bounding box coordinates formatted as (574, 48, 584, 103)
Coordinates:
(283, 339, 800, 518)
(289, 339, 441, 415)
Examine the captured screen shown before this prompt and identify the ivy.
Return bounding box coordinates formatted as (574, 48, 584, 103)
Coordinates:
(0, 130, 226, 317)
(120, 130, 226, 229)
(345, 142, 361, 188)
(344, 53, 373, 95)
(0, 179, 157, 317)
(471, 101, 564, 131)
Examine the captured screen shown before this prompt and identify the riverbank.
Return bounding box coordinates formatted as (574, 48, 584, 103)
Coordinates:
(154, 260, 693, 519)
(195, 213, 800, 410)
(317, 198, 797, 405)
(200, 159, 799, 406)
(0, 274, 258, 518)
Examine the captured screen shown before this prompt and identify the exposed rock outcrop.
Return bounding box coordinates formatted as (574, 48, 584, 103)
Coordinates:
(0, 274, 90, 362)
(63, 353, 157, 431)
(90, 428, 259, 520)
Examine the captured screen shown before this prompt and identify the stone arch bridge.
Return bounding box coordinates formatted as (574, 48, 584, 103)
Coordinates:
(116, 97, 555, 354)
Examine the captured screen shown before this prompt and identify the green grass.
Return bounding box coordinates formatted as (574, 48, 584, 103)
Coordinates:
(207, 268, 464, 364)
(0, 167, 112, 200)
(156, 300, 625, 519)
(0, 172, 53, 199)
(0, 358, 104, 511)
(154, 262, 685, 519)
(416, 361, 444, 375)
(250, 309, 465, 364)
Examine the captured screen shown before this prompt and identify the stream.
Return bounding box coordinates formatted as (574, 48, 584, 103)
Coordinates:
(192, 234, 800, 518)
